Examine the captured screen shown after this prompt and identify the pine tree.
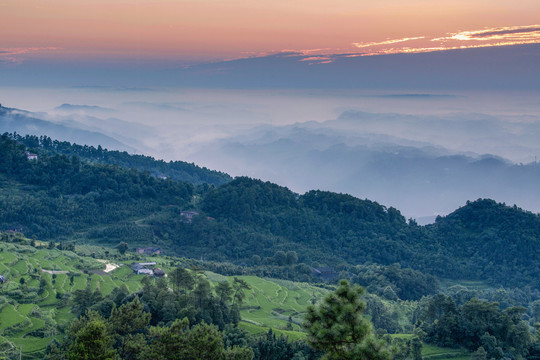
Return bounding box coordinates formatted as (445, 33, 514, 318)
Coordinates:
(411, 336, 423, 360)
(303, 279, 392, 360)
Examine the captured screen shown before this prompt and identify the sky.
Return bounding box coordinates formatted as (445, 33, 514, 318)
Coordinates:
(1, 0, 540, 218)
(1, 0, 539, 65)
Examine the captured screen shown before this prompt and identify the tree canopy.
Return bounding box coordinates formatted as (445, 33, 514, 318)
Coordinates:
(303, 280, 392, 360)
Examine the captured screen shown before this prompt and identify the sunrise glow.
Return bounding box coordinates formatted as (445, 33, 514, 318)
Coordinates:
(1, 0, 539, 65)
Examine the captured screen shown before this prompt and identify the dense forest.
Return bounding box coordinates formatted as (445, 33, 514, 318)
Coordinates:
(2, 133, 540, 294)
(12, 133, 231, 186)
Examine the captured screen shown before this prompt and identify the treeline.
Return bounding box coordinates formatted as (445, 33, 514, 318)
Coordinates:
(416, 294, 535, 359)
(429, 199, 540, 288)
(69, 270, 247, 331)
(48, 298, 254, 360)
(3, 133, 540, 293)
(0, 134, 192, 239)
(47, 268, 319, 360)
(11, 133, 231, 186)
(163, 177, 540, 291)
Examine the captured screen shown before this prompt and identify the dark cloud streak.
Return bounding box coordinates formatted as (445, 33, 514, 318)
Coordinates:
(473, 26, 540, 38)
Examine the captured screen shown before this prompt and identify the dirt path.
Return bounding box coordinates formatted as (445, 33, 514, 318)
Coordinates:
(96, 259, 119, 273)
(41, 269, 68, 274)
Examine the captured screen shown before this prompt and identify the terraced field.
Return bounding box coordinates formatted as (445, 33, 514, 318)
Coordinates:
(205, 273, 331, 339)
(0, 241, 145, 359)
(392, 334, 471, 360)
(0, 239, 471, 360)
(422, 343, 471, 360)
(208, 276, 471, 360)
(240, 276, 327, 335)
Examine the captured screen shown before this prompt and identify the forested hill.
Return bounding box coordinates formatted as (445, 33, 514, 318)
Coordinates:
(197, 177, 540, 289)
(1, 133, 540, 292)
(429, 199, 540, 288)
(9, 132, 231, 186)
(199, 177, 413, 265)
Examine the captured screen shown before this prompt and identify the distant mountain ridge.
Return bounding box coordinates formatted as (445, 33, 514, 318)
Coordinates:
(191, 118, 540, 218)
(0, 104, 135, 152)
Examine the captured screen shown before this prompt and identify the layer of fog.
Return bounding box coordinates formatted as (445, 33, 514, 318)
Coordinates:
(1, 86, 540, 220)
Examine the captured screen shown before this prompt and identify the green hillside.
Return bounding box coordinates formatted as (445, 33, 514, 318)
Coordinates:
(0, 237, 320, 357)
(3, 132, 540, 297)
(1, 235, 534, 360)
(0, 241, 101, 358)
(11, 132, 232, 186)
(2, 133, 540, 295)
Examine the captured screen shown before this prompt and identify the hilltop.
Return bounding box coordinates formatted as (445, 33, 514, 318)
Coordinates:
(7, 132, 231, 186)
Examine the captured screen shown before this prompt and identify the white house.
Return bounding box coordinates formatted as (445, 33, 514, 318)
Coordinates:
(25, 151, 38, 161)
(136, 268, 154, 275)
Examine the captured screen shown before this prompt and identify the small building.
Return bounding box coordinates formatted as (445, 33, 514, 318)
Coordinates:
(25, 151, 38, 161)
(131, 262, 157, 276)
(136, 268, 154, 276)
(180, 211, 199, 223)
(154, 268, 165, 277)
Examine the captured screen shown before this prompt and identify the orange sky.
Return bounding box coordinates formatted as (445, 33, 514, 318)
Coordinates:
(1, 0, 539, 63)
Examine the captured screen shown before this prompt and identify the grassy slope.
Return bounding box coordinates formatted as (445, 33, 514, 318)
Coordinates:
(206, 272, 329, 340)
(392, 335, 471, 360)
(0, 241, 146, 358)
(0, 240, 470, 359)
(0, 241, 328, 354)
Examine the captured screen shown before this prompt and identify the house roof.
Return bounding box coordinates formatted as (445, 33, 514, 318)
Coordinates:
(131, 264, 145, 271)
(137, 269, 153, 275)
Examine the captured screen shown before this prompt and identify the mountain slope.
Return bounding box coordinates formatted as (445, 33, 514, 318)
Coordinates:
(13, 133, 231, 186)
(1, 134, 540, 291)
(430, 199, 540, 287)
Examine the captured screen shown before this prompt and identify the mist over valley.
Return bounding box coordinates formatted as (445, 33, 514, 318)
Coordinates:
(2, 83, 540, 220)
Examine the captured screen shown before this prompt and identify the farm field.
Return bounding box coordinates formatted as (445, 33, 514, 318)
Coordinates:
(0, 240, 144, 359)
(205, 272, 330, 339)
(0, 238, 472, 360)
(422, 343, 471, 360)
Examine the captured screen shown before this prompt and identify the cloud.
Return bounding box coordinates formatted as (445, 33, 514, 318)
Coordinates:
(299, 56, 334, 64)
(349, 25, 540, 57)
(265, 24, 540, 63)
(54, 104, 115, 113)
(0, 47, 58, 64)
(434, 25, 540, 42)
(473, 26, 540, 38)
(352, 37, 425, 49)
